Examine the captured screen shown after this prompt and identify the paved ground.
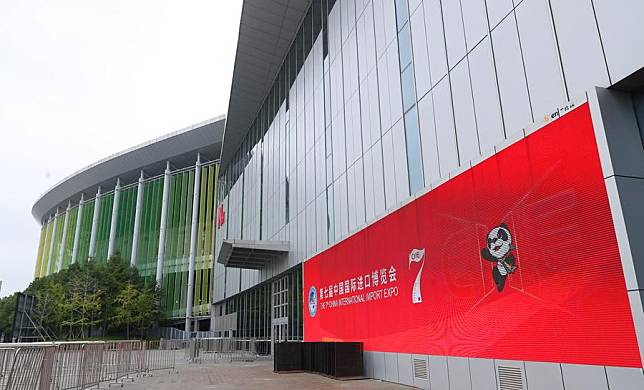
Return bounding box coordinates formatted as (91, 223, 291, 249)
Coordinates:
(121, 360, 413, 389)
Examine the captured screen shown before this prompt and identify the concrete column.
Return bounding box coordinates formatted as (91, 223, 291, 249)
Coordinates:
(88, 186, 102, 260)
(130, 171, 145, 267)
(39, 216, 53, 277)
(57, 202, 72, 271)
(71, 194, 85, 264)
(186, 155, 202, 335)
(107, 179, 121, 259)
(156, 161, 171, 286)
(46, 209, 59, 276)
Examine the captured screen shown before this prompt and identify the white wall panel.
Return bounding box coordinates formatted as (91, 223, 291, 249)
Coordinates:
(432, 78, 460, 175)
(329, 3, 343, 62)
(468, 37, 504, 154)
(343, 29, 360, 100)
(594, 0, 644, 84)
(492, 13, 533, 134)
(357, 1, 377, 82)
(486, 0, 514, 28)
(360, 71, 381, 150)
(442, 0, 467, 69)
(392, 119, 410, 203)
(363, 145, 375, 222)
(461, 0, 489, 50)
(550, 0, 610, 97)
(381, 128, 397, 209)
(410, 6, 431, 99)
(451, 60, 480, 164)
(377, 54, 393, 133)
(424, 0, 448, 87)
(516, 0, 567, 118)
(387, 44, 404, 129)
(428, 355, 450, 390)
(417, 92, 441, 184)
(372, 139, 386, 217)
(341, 0, 356, 42)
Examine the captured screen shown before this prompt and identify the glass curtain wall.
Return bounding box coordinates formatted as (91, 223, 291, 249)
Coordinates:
(92, 192, 114, 262)
(34, 161, 219, 319)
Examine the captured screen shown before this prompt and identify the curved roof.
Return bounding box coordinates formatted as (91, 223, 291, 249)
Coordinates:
(32, 116, 225, 224)
(221, 0, 311, 170)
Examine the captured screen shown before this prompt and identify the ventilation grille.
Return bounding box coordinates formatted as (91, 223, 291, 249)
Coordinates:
(412, 358, 429, 380)
(498, 365, 524, 390)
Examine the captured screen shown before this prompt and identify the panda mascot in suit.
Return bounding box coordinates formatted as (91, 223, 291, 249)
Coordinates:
(481, 223, 517, 292)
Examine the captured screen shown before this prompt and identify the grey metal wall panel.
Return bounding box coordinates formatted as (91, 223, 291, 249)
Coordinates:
(412, 354, 431, 389)
(315, 195, 326, 252)
(469, 358, 497, 390)
(418, 92, 441, 184)
(448, 356, 472, 390)
(524, 361, 564, 390)
(593, 0, 644, 84)
(451, 59, 480, 164)
(491, 13, 533, 134)
(549, 0, 609, 98)
(410, 5, 431, 99)
(468, 37, 505, 154)
(424, 0, 449, 87)
(515, 0, 567, 118)
(561, 363, 609, 390)
(428, 355, 450, 390)
(384, 352, 399, 383)
(628, 290, 644, 367)
(373, 351, 386, 380)
(364, 350, 374, 378)
(605, 366, 644, 390)
(461, 0, 489, 50)
(433, 77, 460, 175)
(614, 176, 644, 291)
(397, 353, 414, 387)
(442, 0, 467, 69)
(486, 0, 514, 28)
(361, 71, 381, 150)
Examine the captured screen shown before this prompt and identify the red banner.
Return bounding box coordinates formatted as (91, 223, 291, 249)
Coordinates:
(303, 103, 642, 368)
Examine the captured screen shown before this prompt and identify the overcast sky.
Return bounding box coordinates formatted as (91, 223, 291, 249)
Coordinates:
(0, 0, 243, 298)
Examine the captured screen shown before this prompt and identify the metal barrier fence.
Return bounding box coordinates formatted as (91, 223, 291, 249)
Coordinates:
(0, 340, 182, 390)
(187, 338, 272, 363)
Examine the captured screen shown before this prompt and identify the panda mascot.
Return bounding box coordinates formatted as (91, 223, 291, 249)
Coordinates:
(481, 223, 517, 292)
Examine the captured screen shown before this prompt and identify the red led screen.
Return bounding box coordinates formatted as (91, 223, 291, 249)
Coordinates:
(303, 103, 642, 368)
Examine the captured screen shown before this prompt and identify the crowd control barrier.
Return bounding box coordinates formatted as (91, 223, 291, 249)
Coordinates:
(0, 340, 181, 390)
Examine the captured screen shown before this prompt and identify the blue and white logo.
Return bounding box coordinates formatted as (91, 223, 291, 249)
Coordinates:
(308, 286, 318, 318)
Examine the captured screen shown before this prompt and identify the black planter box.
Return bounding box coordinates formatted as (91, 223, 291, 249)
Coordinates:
(274, 341, 363, 379)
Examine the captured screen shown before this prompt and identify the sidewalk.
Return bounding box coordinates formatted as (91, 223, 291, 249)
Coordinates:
(122, 360, 413, 389)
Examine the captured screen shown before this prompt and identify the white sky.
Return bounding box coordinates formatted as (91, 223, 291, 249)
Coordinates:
(0, 0, 243, 298)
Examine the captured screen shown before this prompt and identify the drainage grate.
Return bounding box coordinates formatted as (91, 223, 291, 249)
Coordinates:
(413, 358, 429, 380)
(498, 365, 524, 390)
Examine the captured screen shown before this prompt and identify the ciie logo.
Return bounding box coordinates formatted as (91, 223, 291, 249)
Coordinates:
(308, 286, 318, 317)
(409, 248, 426, 304)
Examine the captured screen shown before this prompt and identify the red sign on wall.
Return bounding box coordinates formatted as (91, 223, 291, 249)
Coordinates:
(303, 103, 642, 368)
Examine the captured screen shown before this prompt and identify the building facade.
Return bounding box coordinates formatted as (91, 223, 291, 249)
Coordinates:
(214, 0, 644, 389)
(32, 117, 224, 328)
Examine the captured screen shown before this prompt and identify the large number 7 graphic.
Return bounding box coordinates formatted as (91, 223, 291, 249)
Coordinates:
(409, 248, 426, 304)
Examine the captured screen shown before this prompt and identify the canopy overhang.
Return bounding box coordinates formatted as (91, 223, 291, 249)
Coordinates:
(217, 239, 289, 269)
